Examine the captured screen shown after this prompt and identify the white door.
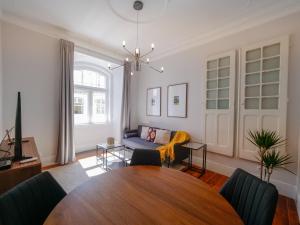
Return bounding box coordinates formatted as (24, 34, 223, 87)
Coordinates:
(238, 36, 289, 161)
(203, 51, 236, 156)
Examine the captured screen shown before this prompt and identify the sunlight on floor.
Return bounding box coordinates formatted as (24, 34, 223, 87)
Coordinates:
(86, 167, 106, 177)
(78, 156, 106, 177)
(78, 156, 99, 169)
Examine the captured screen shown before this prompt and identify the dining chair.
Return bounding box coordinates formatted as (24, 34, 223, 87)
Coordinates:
(130, 149, 162, 166)
(220, 168, 278, 225)
(0, 171, 66, 225)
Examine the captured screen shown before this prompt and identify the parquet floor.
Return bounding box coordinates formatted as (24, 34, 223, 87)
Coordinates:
(184, 168, 299, 225)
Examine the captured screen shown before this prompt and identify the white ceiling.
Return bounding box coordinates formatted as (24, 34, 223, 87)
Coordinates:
(1, 0, 300, 60)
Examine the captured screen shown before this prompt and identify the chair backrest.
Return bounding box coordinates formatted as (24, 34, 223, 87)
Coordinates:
(0, 171, 66, 225)
(220, 168, 278, 225)
(130, 149, 162, 166)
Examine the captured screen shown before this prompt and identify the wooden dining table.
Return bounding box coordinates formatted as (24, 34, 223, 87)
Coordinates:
(44, 166, 243, 225)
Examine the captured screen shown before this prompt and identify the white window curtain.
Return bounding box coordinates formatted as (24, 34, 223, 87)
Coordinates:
(121, 61, 132, 133)
(57, 39, 75, 164)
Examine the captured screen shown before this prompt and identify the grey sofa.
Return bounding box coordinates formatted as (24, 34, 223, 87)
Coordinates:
(122, 125, 189, 164)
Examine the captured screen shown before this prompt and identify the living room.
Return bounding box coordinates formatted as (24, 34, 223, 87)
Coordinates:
(0, 0, 300, 225)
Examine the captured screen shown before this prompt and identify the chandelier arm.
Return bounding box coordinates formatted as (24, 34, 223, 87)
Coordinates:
(140, 49, 154, 59)
(109, 64, 125, 70)
(123, 46, 136, 57)
(149, 65, 164, 73)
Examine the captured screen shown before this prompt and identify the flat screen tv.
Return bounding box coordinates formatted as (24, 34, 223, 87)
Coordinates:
(14, 92, 23, 161)
(13, 92, 31, 161)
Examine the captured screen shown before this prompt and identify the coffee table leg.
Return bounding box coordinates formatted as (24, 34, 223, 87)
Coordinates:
(106, 149, 108, 171)
(189, 148, 192, 169)
(102, 148, 104, 169)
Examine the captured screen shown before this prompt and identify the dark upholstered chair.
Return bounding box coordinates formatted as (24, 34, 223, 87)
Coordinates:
(220, 168, 278, 225)
(130, 149, 162, 166)
(0, 171, 66, 225)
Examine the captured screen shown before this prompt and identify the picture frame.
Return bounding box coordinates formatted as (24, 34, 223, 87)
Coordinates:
(146, 87, 161, 116)
(167, 83, 188, 118)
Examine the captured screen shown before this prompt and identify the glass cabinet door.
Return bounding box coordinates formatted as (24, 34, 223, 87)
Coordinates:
(204, 51, 236, 157)
(244, 43, 280, 110)
(239, 37, 288, 162)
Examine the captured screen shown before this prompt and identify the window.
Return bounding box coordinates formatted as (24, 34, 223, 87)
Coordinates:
(74, 67, 109, 125)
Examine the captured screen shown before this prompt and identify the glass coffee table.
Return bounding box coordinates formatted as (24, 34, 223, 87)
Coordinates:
(96, 143, 133, 171)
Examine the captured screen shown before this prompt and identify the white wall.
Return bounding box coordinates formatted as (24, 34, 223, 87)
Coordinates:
(298, 130, 300, 219)
(1, 21, 126, 163)
(2, 21, 60, 165)
(0, 20, 3, 138)
(136, 12, 300, 198)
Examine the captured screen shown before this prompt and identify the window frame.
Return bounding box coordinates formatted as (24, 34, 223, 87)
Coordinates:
(74, 62, 111, 125)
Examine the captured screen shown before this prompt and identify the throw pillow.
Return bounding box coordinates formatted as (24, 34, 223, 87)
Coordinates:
(146, 127, 156, 142)
(154, 129, 171, 145)
(140, 126, 149, 139)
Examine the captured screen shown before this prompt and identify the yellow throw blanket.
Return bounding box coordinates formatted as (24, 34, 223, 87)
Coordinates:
(156, 131, 190, 161)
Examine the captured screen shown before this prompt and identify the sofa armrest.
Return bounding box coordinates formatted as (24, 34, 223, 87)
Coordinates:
(123, 129, 138, 139)
(124, 129, 138, 134)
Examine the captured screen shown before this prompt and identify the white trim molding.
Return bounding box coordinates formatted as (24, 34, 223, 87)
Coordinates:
(1, 2, 300, 62)
(151, 2, 300, 61)
(0, 11, 125, 61)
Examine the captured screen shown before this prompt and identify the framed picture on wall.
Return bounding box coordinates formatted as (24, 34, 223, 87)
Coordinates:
(167, 83, 188, 118)
(146, 87, 161, 116)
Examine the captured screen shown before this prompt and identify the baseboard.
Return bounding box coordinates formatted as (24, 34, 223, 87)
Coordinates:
(41, 154, 56, 166)
(191, 156, 297, 200)
(75, 145, 95, 153)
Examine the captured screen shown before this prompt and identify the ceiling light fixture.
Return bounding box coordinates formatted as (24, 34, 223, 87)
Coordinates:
(108, 0, 164, 75)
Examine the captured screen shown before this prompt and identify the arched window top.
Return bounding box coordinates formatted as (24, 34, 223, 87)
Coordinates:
(74, 62, 111, 89)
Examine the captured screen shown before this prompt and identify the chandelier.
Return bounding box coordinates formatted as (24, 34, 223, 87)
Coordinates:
(108, 0, 164, 75)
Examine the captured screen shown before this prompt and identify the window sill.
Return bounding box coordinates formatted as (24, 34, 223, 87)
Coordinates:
(75, 122, 111, 127)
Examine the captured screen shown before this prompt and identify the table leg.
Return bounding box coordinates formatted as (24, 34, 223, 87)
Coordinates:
(96, 146, 98, 163)
(105, 149, 108, 171)
(189, 148, 192, 169)
(102, 148, 105, 169)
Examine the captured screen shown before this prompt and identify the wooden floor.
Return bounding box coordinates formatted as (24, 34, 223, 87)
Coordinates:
(185, 168, 299, 225)
(44, 150, 299, 225)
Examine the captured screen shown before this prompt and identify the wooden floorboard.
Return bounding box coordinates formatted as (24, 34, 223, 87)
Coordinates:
(45, 151, 299, 225)
(185, 168, 299, 225)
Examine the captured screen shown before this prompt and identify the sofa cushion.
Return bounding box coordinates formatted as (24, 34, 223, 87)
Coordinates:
(146, 127, 156, 142)
(140, 126, 149, 139)
(123, 137, 161, 150)
(154, 129, 171, 145)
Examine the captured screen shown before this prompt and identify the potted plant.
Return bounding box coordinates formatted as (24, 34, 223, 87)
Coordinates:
(262, 149, 293, 182)
(247, 129, 293, 182)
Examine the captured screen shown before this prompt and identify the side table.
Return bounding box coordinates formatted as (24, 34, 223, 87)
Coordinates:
(181, 142, 207, 177)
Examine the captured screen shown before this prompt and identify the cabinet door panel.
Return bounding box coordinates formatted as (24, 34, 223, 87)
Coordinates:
(204, 51, 236, 156)
(238, 37, 288, 161)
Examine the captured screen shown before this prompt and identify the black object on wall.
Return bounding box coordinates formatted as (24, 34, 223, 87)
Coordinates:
(14, 92, 23, 161)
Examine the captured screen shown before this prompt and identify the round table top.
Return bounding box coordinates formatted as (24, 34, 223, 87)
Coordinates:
(44, 166, 243, 225)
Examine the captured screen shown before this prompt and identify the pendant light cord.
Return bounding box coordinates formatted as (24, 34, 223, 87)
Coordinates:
(136, 11, 139, 48)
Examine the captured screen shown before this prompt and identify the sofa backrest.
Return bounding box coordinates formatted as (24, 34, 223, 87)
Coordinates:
(137, 125, 176, 141)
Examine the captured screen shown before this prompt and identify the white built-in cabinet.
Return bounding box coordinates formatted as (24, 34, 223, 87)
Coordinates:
(238, 37, 289, 161)
(203, 51, 236, 157)
(203, 36, 289, 161)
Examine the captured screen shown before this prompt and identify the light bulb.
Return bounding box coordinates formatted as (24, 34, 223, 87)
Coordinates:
(126, 57, 129, 62)
(135, 48, 140, 55)
(130, 72, 134, 76)
(108, 64, 111, 69)
(151, 43, 155, 49)
(122, 40, 126, 47)
(146, 58, 150, 63)
(161, 66, 164, 72)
